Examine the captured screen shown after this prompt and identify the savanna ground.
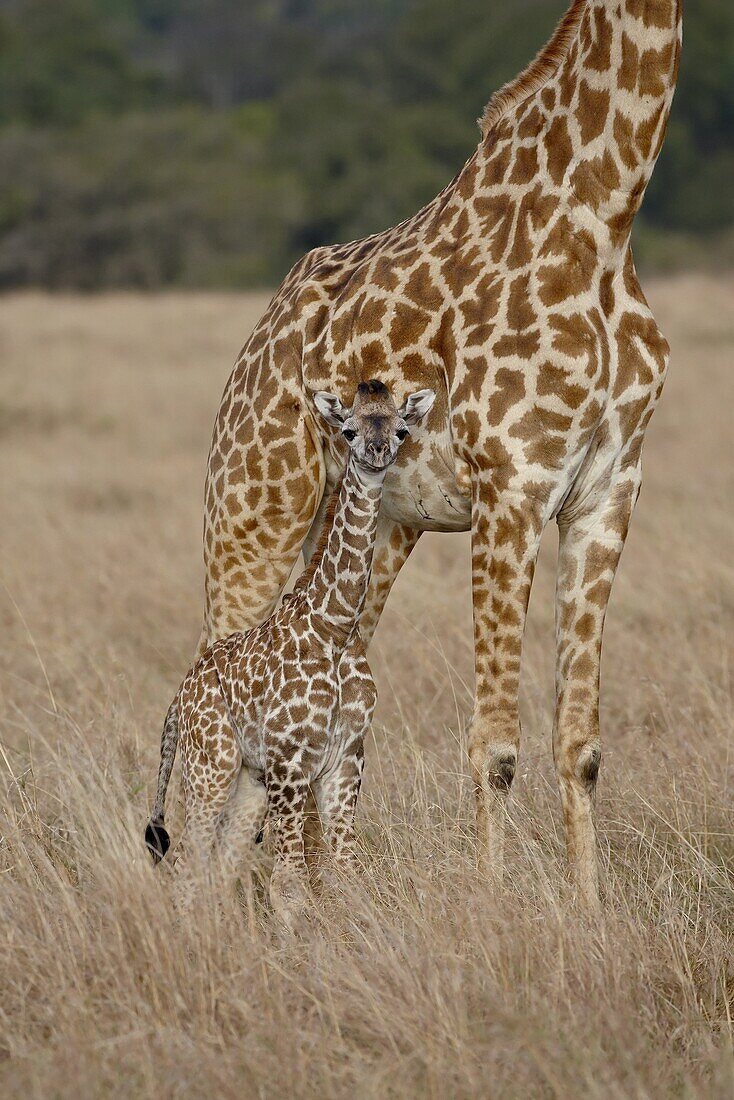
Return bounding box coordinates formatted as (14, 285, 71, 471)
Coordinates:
(1, 277, 733, 1098)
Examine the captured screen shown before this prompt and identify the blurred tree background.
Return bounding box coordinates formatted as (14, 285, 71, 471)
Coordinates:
(0, 0, 731, 289)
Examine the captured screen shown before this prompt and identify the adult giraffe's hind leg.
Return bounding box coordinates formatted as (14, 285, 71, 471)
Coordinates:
(358, 514, 422, 646)
(470, 475, 546, 889)
(554, 462, 642, 911)
(201, 377, 324, 650)
(303, 501, 421, 648)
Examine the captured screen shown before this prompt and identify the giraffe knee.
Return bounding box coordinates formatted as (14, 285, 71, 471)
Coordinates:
(560, 741, 602, 793)
(470, 738, 517, 793)
(488, 751, 517, 791)
(580, 744, 601, 787)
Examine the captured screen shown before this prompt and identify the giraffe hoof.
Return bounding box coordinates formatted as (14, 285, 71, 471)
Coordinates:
(255, 829, 264, 844)
(269, 886, 309, 933)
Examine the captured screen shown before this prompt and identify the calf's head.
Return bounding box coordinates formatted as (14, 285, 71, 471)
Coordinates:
(314, 379, 435, 476)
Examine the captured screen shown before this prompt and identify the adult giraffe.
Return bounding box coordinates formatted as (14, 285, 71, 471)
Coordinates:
(201, 0, 682, 909)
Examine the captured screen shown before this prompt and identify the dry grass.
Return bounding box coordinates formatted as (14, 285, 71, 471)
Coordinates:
(0, 279, 733, 1098)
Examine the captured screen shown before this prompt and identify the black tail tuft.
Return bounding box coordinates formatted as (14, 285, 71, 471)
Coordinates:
(145, 819, 170, 863)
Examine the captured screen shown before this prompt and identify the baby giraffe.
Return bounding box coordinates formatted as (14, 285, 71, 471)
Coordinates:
(145, 379, 435, 919)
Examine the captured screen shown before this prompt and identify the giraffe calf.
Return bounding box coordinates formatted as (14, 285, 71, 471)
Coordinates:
(145, 380, 435, 921)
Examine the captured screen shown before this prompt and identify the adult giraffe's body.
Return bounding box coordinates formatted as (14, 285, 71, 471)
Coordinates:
(202, 0, 682, 908)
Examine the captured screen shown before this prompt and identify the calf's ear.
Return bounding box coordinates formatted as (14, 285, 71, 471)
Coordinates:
(399, 389, 436, 426)
(313, 391, 350, 427)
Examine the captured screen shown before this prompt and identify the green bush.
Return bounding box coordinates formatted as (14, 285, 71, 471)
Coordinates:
(0, 0, 731, 287)
(0, 108, 296, 288)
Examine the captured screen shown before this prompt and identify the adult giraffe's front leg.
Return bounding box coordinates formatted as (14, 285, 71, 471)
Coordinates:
(554, 461, 642, 911)
(470, 471, 546, 887)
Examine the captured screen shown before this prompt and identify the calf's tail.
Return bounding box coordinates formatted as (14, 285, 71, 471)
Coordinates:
(144, 698, 179, 863)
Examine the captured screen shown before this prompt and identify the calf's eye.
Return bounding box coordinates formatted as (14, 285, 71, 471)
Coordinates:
(342, 428, 357, 442)
(396, 428, 409, 441)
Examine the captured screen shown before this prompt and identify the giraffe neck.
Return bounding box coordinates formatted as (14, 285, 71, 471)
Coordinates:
(558, 0, 682, 230)
(478, 0, 682, 243)
(306, 458, 383, 643)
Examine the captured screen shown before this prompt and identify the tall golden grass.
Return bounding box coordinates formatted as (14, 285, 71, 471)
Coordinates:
(1, 280, 732, 1097)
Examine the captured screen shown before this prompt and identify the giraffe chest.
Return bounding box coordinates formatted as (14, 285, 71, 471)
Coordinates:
(225, 633, 365, 778)
(382, 443, 473, 530)
(323, 435, 473, 532)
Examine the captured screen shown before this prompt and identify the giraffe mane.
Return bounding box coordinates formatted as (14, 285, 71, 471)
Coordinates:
(293, 470, 345, 593)
(478, 0, 586, 138)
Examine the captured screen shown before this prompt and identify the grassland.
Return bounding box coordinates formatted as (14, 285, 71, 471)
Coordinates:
(0, 278, 732, 1098)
